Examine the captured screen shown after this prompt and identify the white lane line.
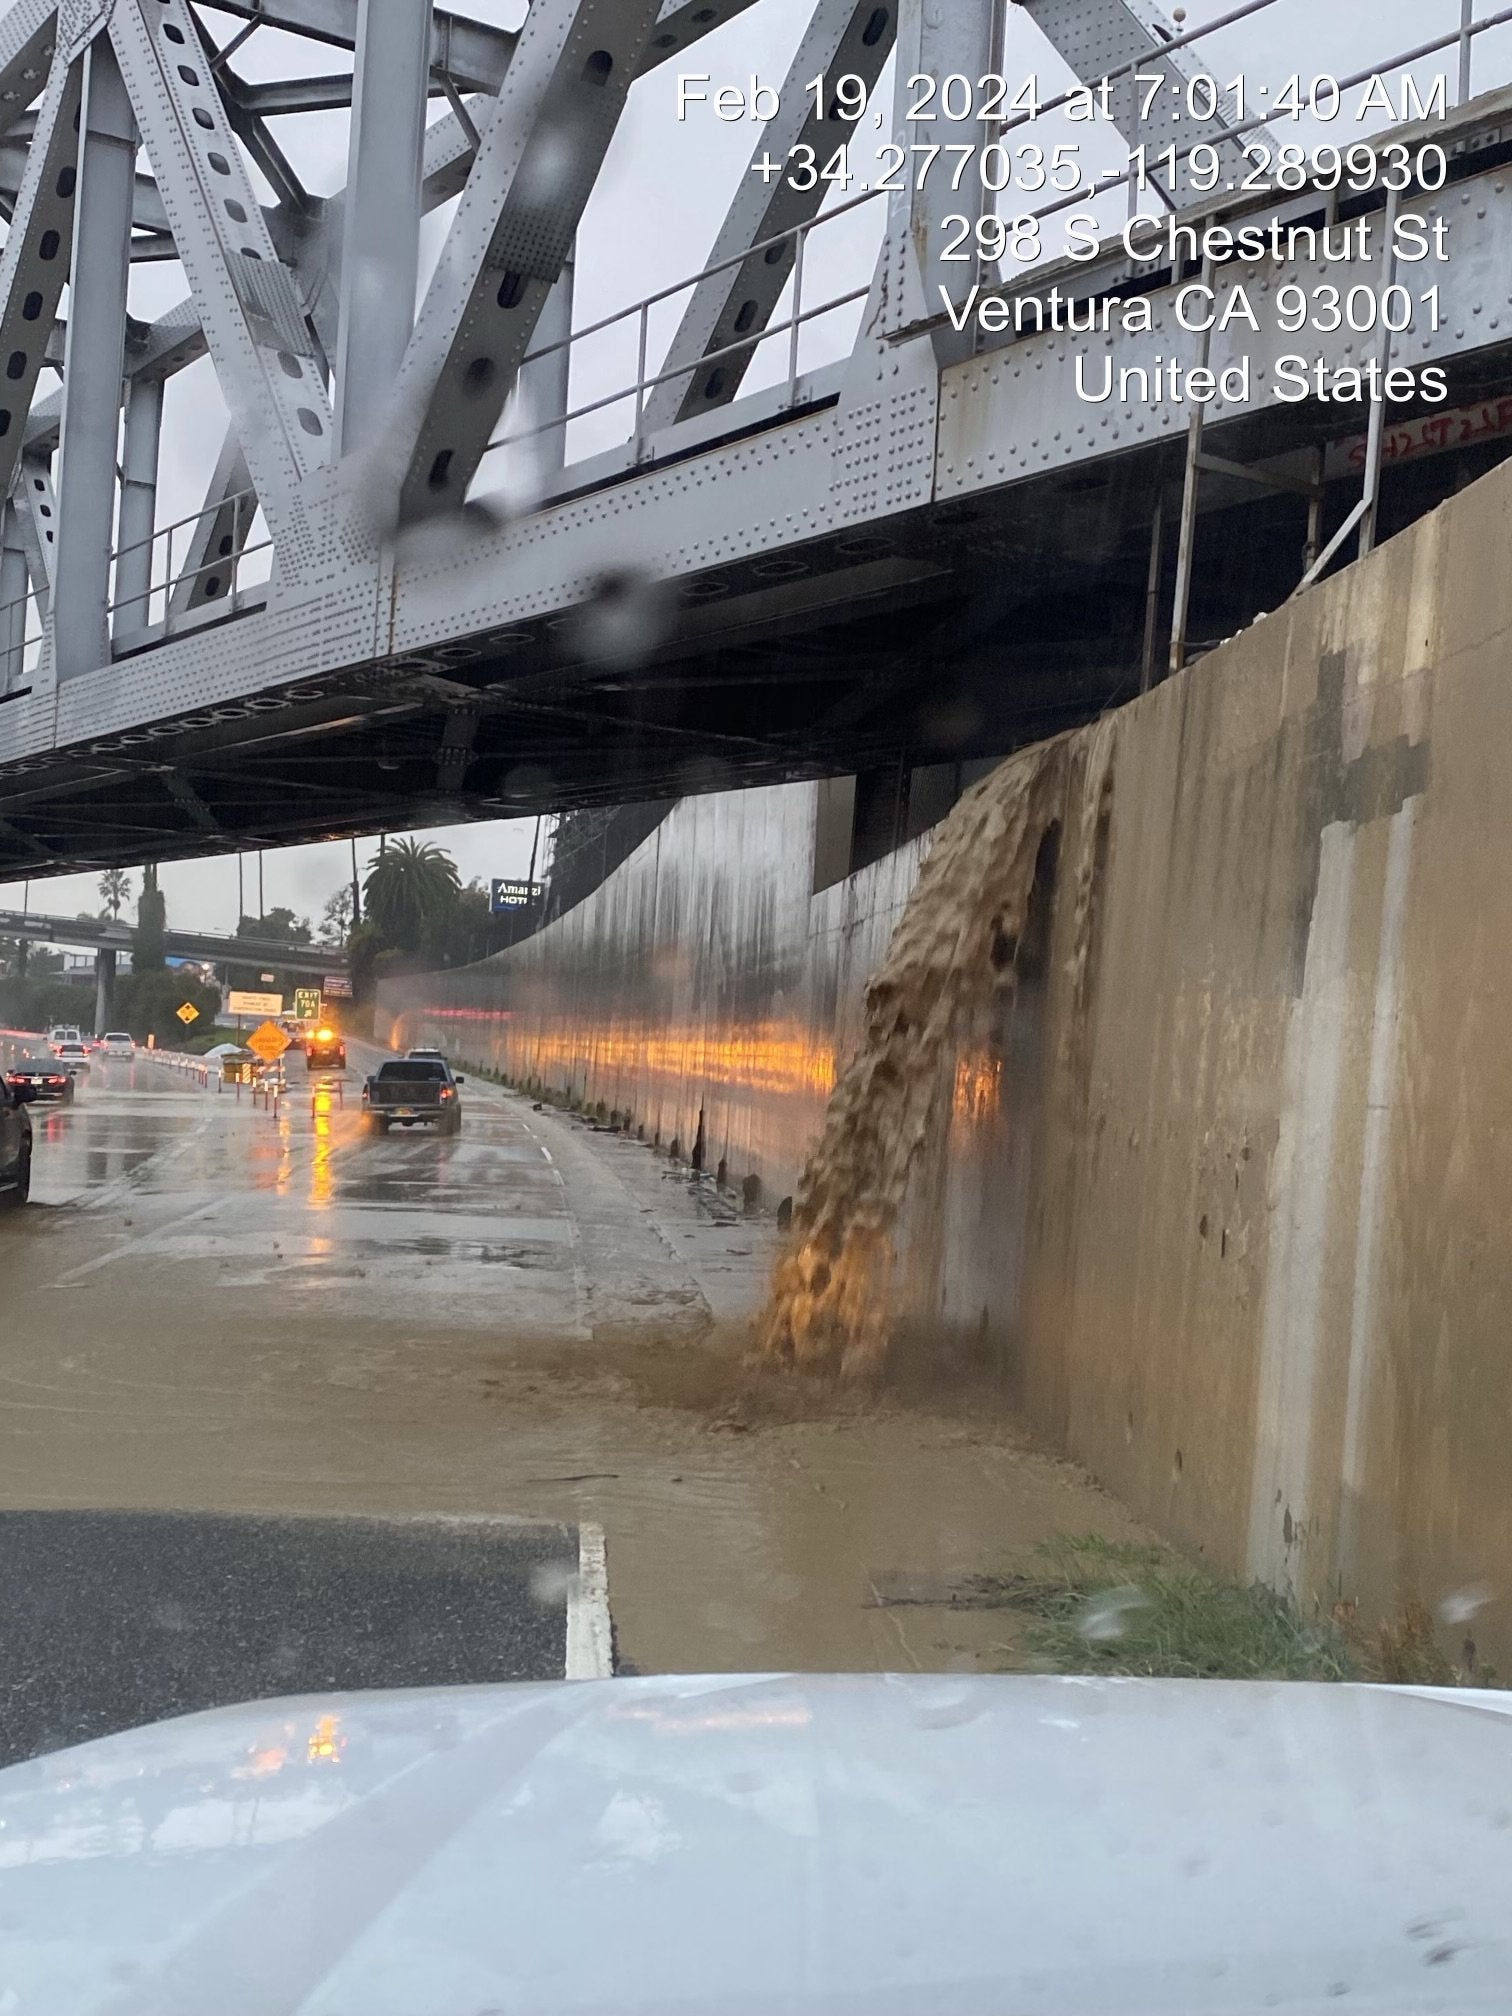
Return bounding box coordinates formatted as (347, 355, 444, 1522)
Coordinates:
(564, 1521, 613, 1679)
(47, 1197, 226, 1285)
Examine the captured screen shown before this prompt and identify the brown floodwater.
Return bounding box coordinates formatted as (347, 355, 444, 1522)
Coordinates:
(0, 1043, 1148, 1674)
(759, 723, 1116, 1376)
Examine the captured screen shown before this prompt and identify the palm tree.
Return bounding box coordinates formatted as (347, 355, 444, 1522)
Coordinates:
(362, 838, 461, 954)
(99, 867, 132, 920)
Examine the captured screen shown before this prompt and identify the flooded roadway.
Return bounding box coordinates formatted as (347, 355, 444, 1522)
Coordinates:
(0, 1042, 1149, 1676)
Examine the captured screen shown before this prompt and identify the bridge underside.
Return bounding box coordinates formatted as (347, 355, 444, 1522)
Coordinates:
(1, 0, 1510, 878)
(3, 339, 1507, 881)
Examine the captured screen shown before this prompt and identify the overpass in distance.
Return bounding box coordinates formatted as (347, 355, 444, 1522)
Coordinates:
(0, 908, 347, 977)
(0, 0, 1509, 877)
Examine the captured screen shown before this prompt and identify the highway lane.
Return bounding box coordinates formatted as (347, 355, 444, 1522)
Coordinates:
(0, 1041, 1154, 1687)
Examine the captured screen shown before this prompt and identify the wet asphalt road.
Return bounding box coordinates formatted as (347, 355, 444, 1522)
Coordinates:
(0, 1042, 624, 1757)
(0, 1037, 1152, 1688)
(0, 1508, 580, 1768)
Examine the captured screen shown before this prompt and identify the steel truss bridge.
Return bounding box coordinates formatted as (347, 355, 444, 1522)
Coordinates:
(0, 0, 1510, 880)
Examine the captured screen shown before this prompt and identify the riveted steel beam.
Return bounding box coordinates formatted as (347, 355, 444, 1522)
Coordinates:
(109, 0, 332, 540)
(335, 0, 432, 458)
(643, 0, 896, 431)
(166, 428, 255, 624)
(232, 72, 364, 118)
(162, 767, 224, 835)
(389, 0, 663, 524)
(0, 134, 169, 232)
(13, 454, 55, 610)
(205, 0, 763, 95)
(518, 249, 574, 475)
(114, 373, 163, 636)
(55, 34, 136, 682)
(26, 295, 205, 455)
(224, 97, 308, 216)
(0, 0, 57, 139)
(891, 0, 997, 365)
(206, 0, 516, 96)
(0, 500, 27, 693)
(1017, 0, 1250, 200)
(0, 49, 82, 508)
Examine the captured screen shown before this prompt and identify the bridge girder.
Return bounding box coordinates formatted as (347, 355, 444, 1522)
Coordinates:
(0, 0, 1505, 885)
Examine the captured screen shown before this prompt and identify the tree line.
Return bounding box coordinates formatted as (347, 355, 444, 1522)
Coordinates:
(1, 837, 538, 1039)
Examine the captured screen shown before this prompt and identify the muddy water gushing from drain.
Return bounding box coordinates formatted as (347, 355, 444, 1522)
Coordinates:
(759, 721, 1116, 1378)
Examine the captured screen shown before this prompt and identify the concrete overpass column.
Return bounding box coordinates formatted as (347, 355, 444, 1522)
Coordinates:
(334, 0, 433, 458)
(114, 374, 163, 638)
(54, 36, 135, 682)
(93, 947, 117, 1036)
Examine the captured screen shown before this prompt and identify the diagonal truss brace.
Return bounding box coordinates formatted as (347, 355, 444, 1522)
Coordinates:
(167, 425, 255, 621)
(13, 454, 56, 613)
(1017, 0, 1250, 202)
(205, 0, 766, 95)
(0, 48, 81, 509)
(0, 0, 58, 139)
(643, 0, 895, 432)
(109, 0, 332, 538)
(388, 0, 664, 523)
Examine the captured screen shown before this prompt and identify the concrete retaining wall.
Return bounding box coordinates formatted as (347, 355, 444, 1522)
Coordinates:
(381, 454, 1512, 1657)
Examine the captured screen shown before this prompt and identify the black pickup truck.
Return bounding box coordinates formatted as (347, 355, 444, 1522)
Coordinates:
(361, 1057, 465, 1134)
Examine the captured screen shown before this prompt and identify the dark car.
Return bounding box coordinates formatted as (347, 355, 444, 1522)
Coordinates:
(306, 1025, 347, 1072)
(362, 1058, 464, 1134)
(0, 1074, 33, 1205)
(6, 1058, 75, 1105)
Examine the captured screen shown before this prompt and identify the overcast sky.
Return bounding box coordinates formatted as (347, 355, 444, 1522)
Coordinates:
(0, 0, 1489, 937)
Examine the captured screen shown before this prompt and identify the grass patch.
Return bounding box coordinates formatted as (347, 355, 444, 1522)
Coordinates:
(989, 1534, 1356, 1683)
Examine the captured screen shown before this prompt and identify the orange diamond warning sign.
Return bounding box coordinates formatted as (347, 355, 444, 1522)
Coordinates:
(246, 1020, 291, 1064)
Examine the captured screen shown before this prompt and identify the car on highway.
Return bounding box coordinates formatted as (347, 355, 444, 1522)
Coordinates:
(5, 1057, 75, 1105)
(52, 1041, 92, 1079)
(47, 1024, 82, 1053)
(0, 1071, 32, 1204)
(97, 1031, 135, 1058)
(362, 1057, 464, 1134)
(305, 1024, 347, 1072)
(406, 1048, 448, 1062)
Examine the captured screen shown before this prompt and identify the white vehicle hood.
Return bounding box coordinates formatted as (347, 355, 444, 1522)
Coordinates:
(0, 1672, 1509, 2014)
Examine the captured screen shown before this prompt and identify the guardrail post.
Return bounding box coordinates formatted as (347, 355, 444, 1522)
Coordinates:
(632, 300, 649, 463)
(786, 227, 806, 408)
(1358, 185, 1402, 560)
(1458, 0, 1475, 105)
(1168, 248, 1216, 676)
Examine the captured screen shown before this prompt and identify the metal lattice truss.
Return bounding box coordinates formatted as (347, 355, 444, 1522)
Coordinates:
(0, 0, 1507, 877)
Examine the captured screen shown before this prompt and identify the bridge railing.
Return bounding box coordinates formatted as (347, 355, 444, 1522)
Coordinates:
(0, 581, 49, 700)
(482, 0, 1509, 480)
(108, 486, 271, 644)
(485, 182, 888, 482)
(49, 0, 1512, 651)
